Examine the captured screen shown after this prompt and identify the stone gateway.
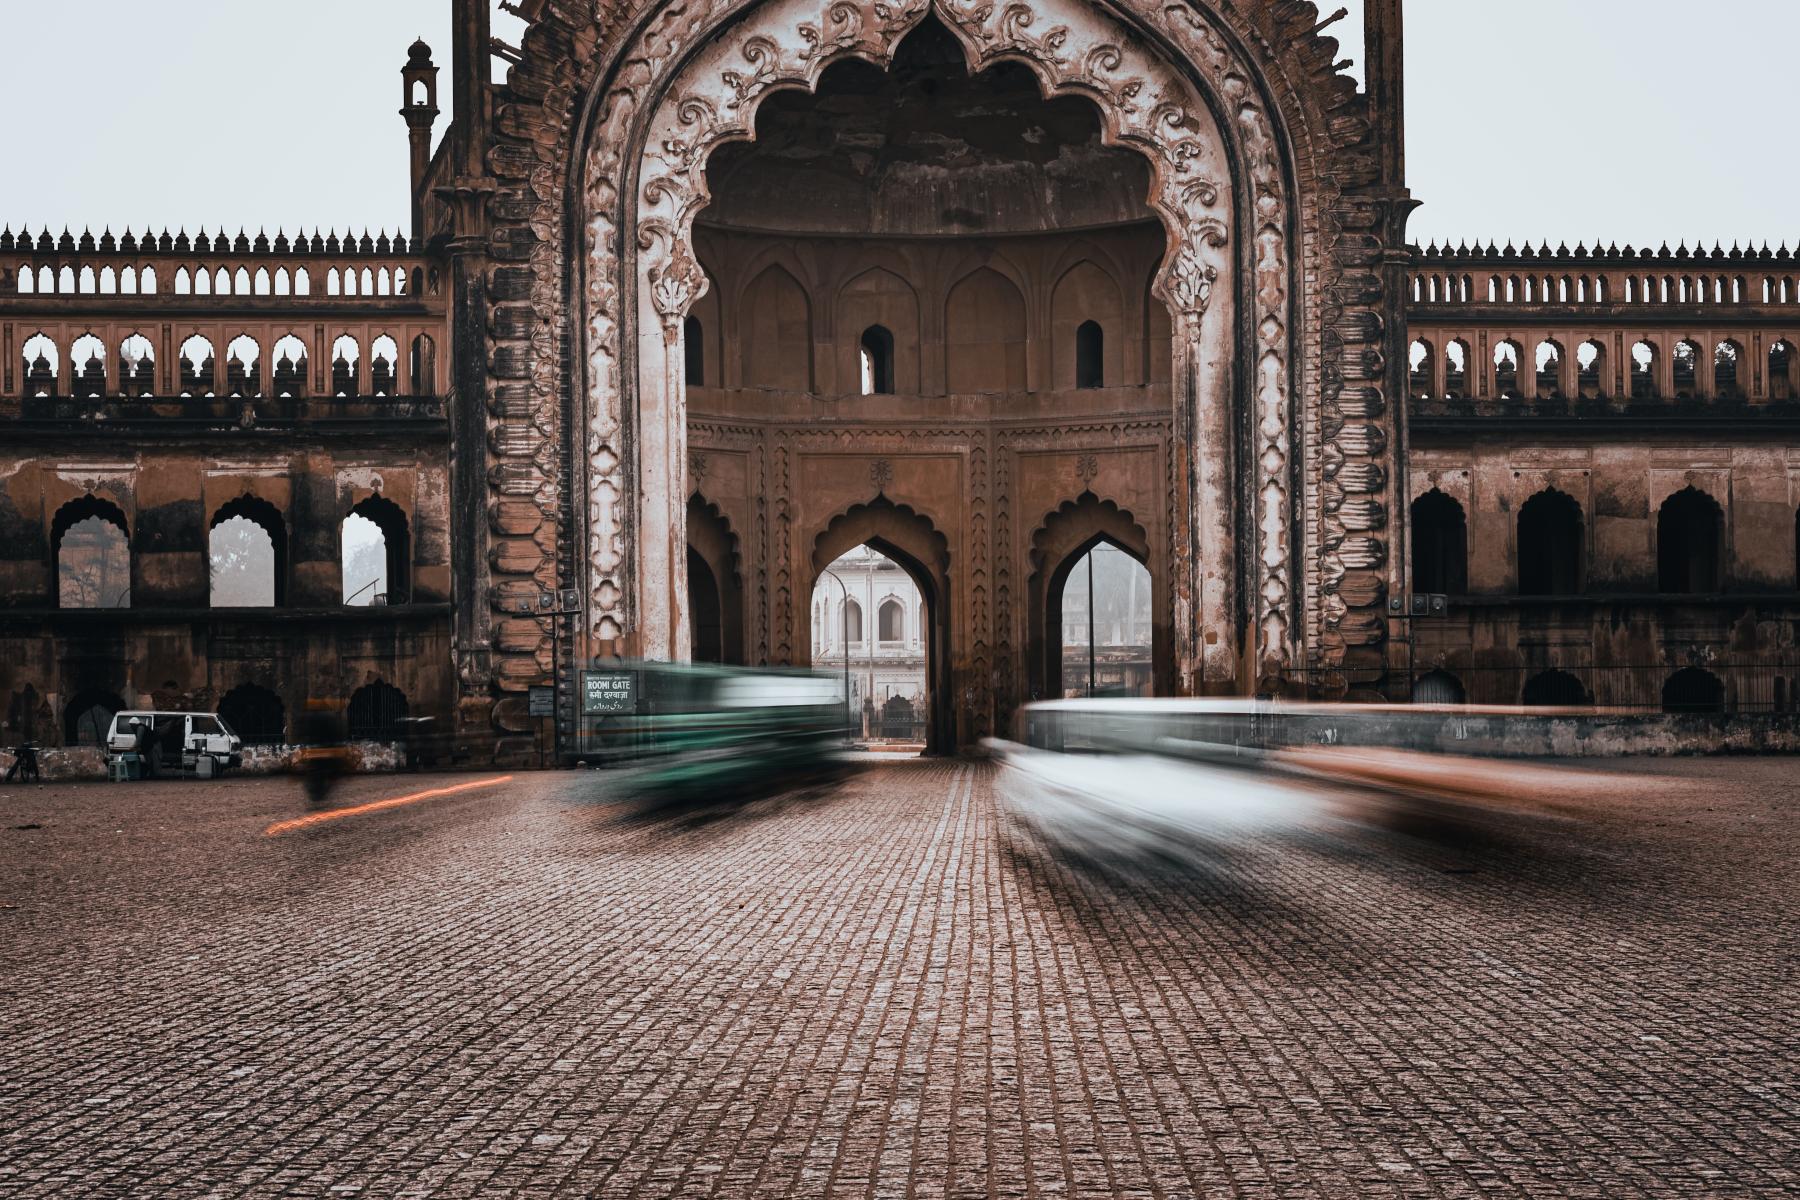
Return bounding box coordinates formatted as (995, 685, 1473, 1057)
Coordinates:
(6, 1, 1796, 766)
(456, 0, 1410, 755)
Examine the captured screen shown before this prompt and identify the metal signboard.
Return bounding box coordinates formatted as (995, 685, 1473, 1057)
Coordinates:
(528, 685, 556, 718)
(582, 671, 637, 715)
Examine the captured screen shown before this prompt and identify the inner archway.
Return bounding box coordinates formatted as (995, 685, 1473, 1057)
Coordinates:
(1028, 494, 1160, 703)
(689, 548, 725, 663)
(686, 494, 744, 665)
(810, 499, 952, 753)
(812, 544, 927, 747)
(592, 0, 1289, 699)
(1053, 539, 1154, 698)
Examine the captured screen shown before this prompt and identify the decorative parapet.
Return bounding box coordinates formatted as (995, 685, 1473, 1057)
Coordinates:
(1409, 239, 1800, 310)
(1, 226, 440, 305)
(1405, 239, 1800, 405)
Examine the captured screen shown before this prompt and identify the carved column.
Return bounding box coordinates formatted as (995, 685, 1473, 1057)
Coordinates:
(638, 248, 709, 661)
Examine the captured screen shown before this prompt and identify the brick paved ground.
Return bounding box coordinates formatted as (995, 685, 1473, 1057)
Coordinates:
(0, 757, 1795, 1198)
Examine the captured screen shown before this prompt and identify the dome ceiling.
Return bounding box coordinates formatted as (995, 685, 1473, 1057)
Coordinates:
(699, 17, 1155, 238)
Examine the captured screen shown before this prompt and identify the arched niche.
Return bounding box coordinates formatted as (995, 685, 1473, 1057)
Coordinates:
(836, 268, 920, 396)
(1050, 260, 1126, 390)
(739, 263, 813, 390)
(579, 0, 1292, 690)
(944, 266, 1027, 394)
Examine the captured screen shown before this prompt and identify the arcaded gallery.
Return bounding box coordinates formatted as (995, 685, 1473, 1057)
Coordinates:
(3, 0, 1798, 762)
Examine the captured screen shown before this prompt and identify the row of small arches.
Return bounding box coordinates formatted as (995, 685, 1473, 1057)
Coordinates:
(1412, 273, 1800, 307)
(19, 331, 436, 399)
(12, 262, 428, 299)
(688, 316, 1109, 398)
(680, 258, 1150, 395)
(1413, 667, 1790, 715)
(52, 493, 412, 610)
(1412, 485, 1800, 596)
(1410, 337, 1796, 401)
(59, 681, 411, 748)
(811, 595, 922, 650)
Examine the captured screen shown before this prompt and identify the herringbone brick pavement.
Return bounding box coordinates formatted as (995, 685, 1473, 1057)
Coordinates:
(0, 757, 1794, 1198)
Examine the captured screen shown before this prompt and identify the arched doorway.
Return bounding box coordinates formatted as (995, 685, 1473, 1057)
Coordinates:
(1522, 669, 1590, 708)
(686, 494, 743, 665)
(810, 499, 951, 753)
(1028, 495, 1161, 702)
(813, 545, 927, 747)
(1413, 670, 1466, 706)
(1050, 540, 1154, 699)
(577, 0, 1315, 697)
(63, 688, 127, 747)
(1662, 667, 1725, 715)
(688, 548, 725, 663)
(347, 680, 409, 741)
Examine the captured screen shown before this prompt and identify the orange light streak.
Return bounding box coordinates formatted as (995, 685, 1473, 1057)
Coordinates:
(262, 775, 514, 837)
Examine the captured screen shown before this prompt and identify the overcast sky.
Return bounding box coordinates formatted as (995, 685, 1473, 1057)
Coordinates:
(0, 1, 1789, 249)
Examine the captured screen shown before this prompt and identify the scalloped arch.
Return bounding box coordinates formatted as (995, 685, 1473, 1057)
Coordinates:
(810, 496, 950, 581)
(581, 0, 1274, 662)
(1027, 492, 1151, 581)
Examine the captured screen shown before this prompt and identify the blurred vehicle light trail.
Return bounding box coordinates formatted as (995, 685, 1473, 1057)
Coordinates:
(263, 776, 514, 836)
(991, 699, 1685, 868)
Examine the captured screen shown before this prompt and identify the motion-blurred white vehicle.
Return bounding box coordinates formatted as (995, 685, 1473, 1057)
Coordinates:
(996, 699, 1605, 855)
(987, 735, 1325, 862)
(105, 710, 243, 778)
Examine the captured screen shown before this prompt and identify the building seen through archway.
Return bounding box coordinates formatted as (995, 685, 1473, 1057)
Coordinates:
(1056, 542, 1153, 699)
(811, 545, 927, 744)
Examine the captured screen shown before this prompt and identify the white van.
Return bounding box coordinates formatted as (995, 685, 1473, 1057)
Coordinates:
(106, 710, 243, 778)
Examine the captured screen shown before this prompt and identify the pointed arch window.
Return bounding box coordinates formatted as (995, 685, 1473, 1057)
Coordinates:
(878, 598, 905, 642)
(1410, 490, 1468, 595)
(1075, 320, 1104, 389)
(859, 326, 894, 396)
(342, 495, 411, 605)
(209, 497, 286, 607)
(684, 315, 705, 386)
(54, 497, 131, 609)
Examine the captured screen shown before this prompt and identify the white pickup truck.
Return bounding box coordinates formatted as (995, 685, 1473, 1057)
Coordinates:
(105, 710, 244, 778)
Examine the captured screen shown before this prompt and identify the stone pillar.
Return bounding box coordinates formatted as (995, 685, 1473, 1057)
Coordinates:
(445, 0, 496, 743)
(1365, 0, 1416, 698)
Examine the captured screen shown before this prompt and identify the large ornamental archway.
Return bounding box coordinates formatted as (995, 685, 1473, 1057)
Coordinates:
(475, 0, 1405, 748)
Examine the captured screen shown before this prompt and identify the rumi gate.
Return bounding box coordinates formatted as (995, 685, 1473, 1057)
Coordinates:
(4, 0, 1799, 764)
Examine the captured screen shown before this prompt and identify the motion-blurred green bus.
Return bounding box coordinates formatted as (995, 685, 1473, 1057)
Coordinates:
(576, 662, 849, 807)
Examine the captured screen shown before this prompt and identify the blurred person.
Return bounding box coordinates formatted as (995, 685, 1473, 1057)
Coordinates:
(4, 740, 39, 783)
(129, 716, 159, 779)
(295, 702, 352, 806)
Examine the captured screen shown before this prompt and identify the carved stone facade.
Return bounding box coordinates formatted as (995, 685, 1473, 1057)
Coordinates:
(0, 0, 1435, 765)
(9, 2, 1791, 764)
(0, 231, 456, 766)
(470, 0, 1410, 752)
(1403, 244, 1800, 714)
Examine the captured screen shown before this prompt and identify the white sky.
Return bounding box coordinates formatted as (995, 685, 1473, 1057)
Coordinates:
(0, 2, 1789, 249)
